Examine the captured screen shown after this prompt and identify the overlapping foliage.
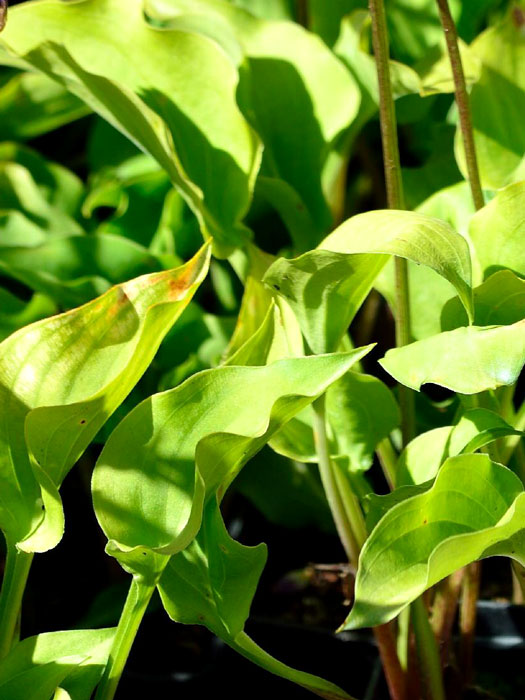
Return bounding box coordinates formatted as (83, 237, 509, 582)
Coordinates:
(0, 1, 524, 699)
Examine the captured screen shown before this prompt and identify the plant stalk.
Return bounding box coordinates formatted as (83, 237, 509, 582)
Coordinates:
(376, 437, 398, 490)
(368, 1, 446, 698)
(411, 599, 446, 700)
(0, 541, 33, 660)
(435, 6, 487, 688)
(436, 0, 484, 211)
(312, 396, 363, 563)
(368, 0, 415, 446)
(430, 568, 465, 664)
(313, 397, 406, 700)
(459, 562, 480, 688)
(94, 575, 156, 700)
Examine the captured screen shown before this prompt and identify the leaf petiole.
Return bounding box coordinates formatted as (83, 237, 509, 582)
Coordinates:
(0, 541, 33, 660)
(94, 575, 156, 700)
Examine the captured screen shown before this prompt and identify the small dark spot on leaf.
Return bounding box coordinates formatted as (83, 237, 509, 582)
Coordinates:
(80, 419, 86, 425)
(273, 284, 280, 291)
(41, 505, 45, 511)
(198, 615, 205, 621)
(423, 519, 427, 525)
(219, 544, 228, 553)
(142, 552, 147, 556)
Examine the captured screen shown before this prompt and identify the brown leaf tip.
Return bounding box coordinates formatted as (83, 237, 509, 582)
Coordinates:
(0, 1, 6, 33)
(513, 7, 525, 29)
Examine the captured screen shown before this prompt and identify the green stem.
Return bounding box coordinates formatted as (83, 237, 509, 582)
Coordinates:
(368, 0, 414, 445)
(376, 437, 398, 490)
(312, 396, 362, 562)
(94, 576, 156, 700)
(368, 1, 446, 698)
(0, 541, 33, 660)
(411, 599, 446, 700)
(313, 397, 405, 699)
(436, 0, 484, 211)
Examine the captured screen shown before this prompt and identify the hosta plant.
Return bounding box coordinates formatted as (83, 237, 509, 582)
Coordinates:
(0, 0, 524, 699)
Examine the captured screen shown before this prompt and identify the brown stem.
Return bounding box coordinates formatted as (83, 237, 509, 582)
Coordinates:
(459, 562, 481, 687)
(435, 0, 484, 211)
(374, 624, 407, 700)
(430, 568, 465, 664)
(295, 0, 308, 28)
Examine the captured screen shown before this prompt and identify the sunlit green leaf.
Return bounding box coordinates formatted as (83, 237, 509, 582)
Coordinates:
(0, 244, 210, 552)
(145, 0, 361, 241)
(343, 454, 525, 629)
(2, 0, 262, 254)
(158, 500, 353, 700)
(381, 321, 525, 394)
(442, 270, 525, 331)
(456, 8, 525, 188)
(469, 181, 525, 280)
(0, 628, 115, 700)
(397, 408, 520, 485)
(265, 209, 473, 353)
(92, 349, 371, 560)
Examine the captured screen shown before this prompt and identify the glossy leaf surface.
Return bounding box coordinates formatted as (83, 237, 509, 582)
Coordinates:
(457, 8, 525, 188)
(265, 208, 473, 353)
(397, 408, 520, 486)
(469, 181, 525, 280)
(344, 454, 525, 629)
(380, 322, 525, 394)
(2, 0, 261, 253)
(145, 0, 360, 242)
(158, 500, 354, 700)
(0, 244, 210, 551)
(92, 349, 371, 559)
(442, 270, 525, 331)
(0, 628, 115, 700)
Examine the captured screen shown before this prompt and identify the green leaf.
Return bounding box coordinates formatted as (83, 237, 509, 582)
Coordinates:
(342, 454, 525, 630)
(442, 270, 525, 331)
(380, 321, 525, 394)
(234, 447, 333, 532)
(0, 234, 174, 308)
(0, 628, 115, 700)
(397, 408, 521, 485)
(456, 8, 525, 189)
(327, 373, 400, 470)
(373, 183, 476, 340)
(0, 289, 56, 342)
(320, 211, 473, 320)
(0, 70, 89, 139)
(264, 251, 385, 354)
(270, 372, 398, 475)
(84, 155, 173, 249)
(92, 349, 372, 560)
(2, 0, 262, 254)
(265, 209, 473, 353)
(0, 161, 83, 245)
(0, 244, 210, 551)
(145, 0, 361, 240)
(158, 500, 354, 700)
(469, 181, 525, 280)
(0, 142, 85, 218)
